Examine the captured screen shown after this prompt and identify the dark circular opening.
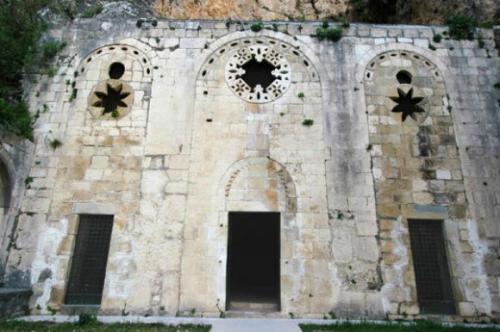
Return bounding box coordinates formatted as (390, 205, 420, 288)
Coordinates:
(109, 62, 125, 79)
(396, 70, 412, 84)
(238, 58, 277, 91)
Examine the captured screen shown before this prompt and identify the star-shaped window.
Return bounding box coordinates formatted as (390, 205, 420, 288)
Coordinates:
(390, 88, 424, 122)
(92, 84, 130, 116)
(238, 57, 277, 92)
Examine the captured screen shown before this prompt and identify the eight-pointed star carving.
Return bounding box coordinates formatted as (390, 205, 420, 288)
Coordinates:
(92, 83, 130, 115)
(389, 88, 424, 122)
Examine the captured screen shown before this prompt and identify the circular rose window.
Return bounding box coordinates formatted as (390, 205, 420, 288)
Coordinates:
(225, 45, 291, 103)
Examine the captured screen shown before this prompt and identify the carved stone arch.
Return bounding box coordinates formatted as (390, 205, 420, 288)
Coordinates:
(355, 43, 450, 83)
(67, 40, 157, 120)
(364, 49, 446, 125)
(217, 157, 297, 215)
(76, 42, 156, 82)
(209, 157, 298, 308)
(196, 32, 321, 104)
(196, 30, 322, 83)
(364, 50, 443, 83)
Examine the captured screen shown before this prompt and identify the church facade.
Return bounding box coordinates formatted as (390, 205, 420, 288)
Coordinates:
(0, 19, 499, 321)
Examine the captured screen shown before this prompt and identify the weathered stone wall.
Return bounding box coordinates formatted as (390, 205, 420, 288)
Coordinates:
(0, 289, 32, 317)
(363, 50, 485, 317)
(0, 162, 8, 235)
(2, 17, 499, 321)
(0, 133, 34, 286)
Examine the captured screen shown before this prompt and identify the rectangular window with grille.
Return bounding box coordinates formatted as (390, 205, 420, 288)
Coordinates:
(65, 214, 114, 305)
(408, 219, 455, 314)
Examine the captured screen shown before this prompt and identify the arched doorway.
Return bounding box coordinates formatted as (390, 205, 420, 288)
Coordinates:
(221, 157, 296, 311)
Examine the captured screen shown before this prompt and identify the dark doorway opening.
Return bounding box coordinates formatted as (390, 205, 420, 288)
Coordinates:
(226, 212, 280, 311)
(408, 219, 456, 314)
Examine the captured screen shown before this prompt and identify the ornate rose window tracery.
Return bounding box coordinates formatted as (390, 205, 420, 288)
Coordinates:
(225, 45, 291, 103)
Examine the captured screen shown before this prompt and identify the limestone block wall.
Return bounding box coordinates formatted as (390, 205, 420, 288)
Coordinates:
(1, 18, 498, 321)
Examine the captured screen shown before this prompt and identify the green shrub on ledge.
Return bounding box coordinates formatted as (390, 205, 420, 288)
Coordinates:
(313, 22, 343, 42)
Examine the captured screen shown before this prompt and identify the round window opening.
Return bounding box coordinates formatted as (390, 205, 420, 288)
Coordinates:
(396, 70, 412, 84)
(109, 62, 125, 79)
(225, 45, 291, 103)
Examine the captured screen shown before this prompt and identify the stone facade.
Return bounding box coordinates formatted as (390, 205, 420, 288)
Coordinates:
(0, 133, 34, 285)
(0, 18, 499, 321)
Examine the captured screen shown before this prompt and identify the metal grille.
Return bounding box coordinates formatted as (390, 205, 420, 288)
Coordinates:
(65, 214, 114, 305)
(408, 219, 456, 314)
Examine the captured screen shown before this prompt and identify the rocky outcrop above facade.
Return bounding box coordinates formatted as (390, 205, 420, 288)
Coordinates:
(152, 0, 348, 21)
(151, 0, 498, 24)
(43, 1, 498, 25)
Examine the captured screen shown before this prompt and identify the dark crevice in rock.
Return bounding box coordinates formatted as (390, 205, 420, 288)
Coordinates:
(309, 0, 321, 19)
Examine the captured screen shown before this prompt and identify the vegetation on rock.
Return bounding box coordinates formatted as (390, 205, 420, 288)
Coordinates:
(0, 0, 65, 140)
(81, 3, 103, 18)
(0, 1, 44, 140)
(250, 21, 263, 32)
(447, 14, 477, 40)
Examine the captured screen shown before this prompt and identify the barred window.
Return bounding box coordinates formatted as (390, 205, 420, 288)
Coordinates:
(408, 219, 455, 314)
(65, 214, 114, 305)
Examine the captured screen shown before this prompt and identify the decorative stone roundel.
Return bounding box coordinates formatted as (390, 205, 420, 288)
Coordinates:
(88, 79, 134, 119)
(364, 51, 439, 125)
(225, 45, 291, 103)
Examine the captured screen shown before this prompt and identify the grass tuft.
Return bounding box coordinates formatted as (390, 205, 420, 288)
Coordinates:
(302, 119, 314, 127)
(0, 321, 210, 332)
(313, 24, 343, 42)
(81, 4, 104, 18)
(250, 22, 263, 32)
(300, 321, 500, 332)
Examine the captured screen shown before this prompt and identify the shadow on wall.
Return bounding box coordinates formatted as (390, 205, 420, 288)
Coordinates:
(0, 160, 10, 286)
(0, 161, 10, 214)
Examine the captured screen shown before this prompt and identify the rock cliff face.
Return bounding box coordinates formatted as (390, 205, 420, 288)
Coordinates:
(152, 0, 348, 21)
(151, 0, 498, 24)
